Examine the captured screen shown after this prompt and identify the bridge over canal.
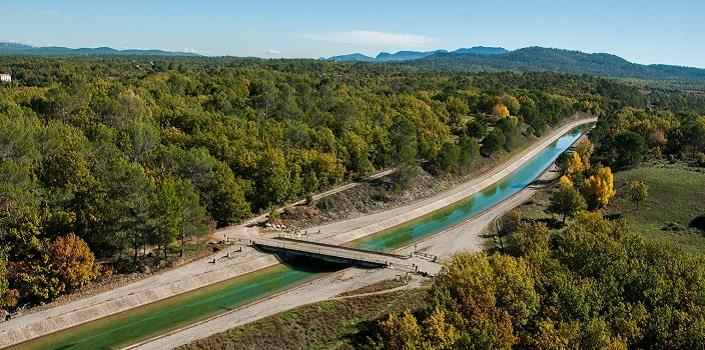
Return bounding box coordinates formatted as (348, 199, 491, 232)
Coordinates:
(250, 237, 442, 275)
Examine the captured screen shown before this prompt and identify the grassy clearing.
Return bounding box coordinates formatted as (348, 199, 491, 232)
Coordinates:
(505, 161, 705, 252)
(177, 280, 429, 350)
(607, 162, 705, 252)
(336, 278, 408, 298)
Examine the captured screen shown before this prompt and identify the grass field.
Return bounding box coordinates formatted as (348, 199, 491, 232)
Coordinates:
(607, 161, 705, 252)
(177, 279, 428, 350)
(504, 161, 705, 252)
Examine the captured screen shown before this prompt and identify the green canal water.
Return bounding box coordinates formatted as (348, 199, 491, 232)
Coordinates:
(10, 125, 588, 350)
(350, 124, 589, 251)
(9, 259, 342, 350)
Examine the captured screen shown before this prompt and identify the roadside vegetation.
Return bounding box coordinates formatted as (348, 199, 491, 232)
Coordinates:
(176, 279, 429, 350)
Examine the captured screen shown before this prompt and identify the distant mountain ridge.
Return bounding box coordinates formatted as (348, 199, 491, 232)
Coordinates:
(409, 47, 705, 81)
(452, 46, 508, 55)
(329, 45, 705, 81)
(3, 40, 703, 81)
(329, 46, 507, 62)
(0, 42, 200, 57)
(375, 50, 447, 62)
(327, 53, 376, 62)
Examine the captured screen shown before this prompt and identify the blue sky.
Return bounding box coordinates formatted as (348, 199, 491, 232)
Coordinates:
(2, 0, 703, 67)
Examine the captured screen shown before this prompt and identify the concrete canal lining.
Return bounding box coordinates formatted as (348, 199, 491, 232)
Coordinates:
(0, 117, 595, 349)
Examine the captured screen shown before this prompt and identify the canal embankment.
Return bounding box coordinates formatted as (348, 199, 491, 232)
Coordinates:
(0, 117, 595, 349)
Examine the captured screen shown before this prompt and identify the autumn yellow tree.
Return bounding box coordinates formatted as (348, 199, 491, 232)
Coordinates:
(582, 167, 616, 209)
(421, 307, 461, 350)
(575, 140, 595, 170)
(558, 175, 573, 187)
(549, 176, 587, 223)
(628, 180, 649, 210)
(49, 233, 101, 291)
(565, 152, 585, 178)
(374, 310, 423, 350)
(499, 94, 521, 115)
(431, 253, 528, 348)
(492, 103, 511, 118)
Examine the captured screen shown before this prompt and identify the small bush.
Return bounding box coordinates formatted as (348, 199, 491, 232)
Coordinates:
(375, 188, 390, 202)
(316, 198, 333, 210)
(305, 193, 314, 205)
(662, 222, 686, 232)
(696, 153, 705, 167)
(690, 214, 705, 233)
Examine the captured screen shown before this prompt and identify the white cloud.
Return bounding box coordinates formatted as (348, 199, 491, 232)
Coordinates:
(301, 30, 437, 47)
(266, 49, 282, 55)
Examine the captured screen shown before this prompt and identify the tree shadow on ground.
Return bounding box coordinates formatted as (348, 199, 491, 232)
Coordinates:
(525, 217, 565, 230)
(604, 213, 623, 221)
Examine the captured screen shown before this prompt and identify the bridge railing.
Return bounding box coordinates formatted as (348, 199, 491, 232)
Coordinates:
(252, 238, 391, 266)
(272, 236, 407, 259)
(412, 251, 438, 262)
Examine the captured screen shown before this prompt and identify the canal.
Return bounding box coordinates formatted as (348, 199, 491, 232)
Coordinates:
(9, 124, 589, 350)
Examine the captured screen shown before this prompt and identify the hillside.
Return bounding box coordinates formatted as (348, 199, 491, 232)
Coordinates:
(375, 49, 447, 61)
(0, 42, 200, 57)
(407, 46, 705, 81)
(329, 46, 506, 62)
(328, 53, 375, 62)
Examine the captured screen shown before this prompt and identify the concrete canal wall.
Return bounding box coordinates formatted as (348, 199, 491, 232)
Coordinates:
(0, 117, 596, 349)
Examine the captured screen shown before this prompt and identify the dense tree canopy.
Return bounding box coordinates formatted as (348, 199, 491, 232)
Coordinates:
(0, 55, 702, 309)
(591, 107, 705, 167)
(371, 212, 705, 349)
(582, 166, 616, 209)
(549, 176, 587, 223)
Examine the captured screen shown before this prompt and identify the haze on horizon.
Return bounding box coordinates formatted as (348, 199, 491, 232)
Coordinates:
(2, 0, 703, 68)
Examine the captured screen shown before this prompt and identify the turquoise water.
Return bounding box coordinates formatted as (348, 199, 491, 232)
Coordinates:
(350, 125, 588, 251)
(10, 125, 587, 350)
(9, 258, 343, 350)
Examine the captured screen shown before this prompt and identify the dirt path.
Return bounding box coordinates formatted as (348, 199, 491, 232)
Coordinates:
(218, 168, 396, 239)
(230, 118, 595, 245)
(0, 118, 594, 349)
(331, 276, 423, 300)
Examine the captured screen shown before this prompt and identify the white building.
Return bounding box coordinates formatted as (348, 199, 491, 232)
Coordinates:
(0, 73, 10, 83)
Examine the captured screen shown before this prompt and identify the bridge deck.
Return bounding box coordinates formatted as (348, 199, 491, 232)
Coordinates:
(251, 237, 394, 267)
(275, 237, 407, 259)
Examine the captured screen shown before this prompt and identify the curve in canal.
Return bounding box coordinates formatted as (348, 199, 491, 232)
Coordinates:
(9, 124, 589, 350)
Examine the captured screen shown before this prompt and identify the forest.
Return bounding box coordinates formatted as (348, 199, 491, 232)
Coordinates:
(370, 211, 705, 349)
(0, 56, 703, 312)
(365, 63, 705, 349)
